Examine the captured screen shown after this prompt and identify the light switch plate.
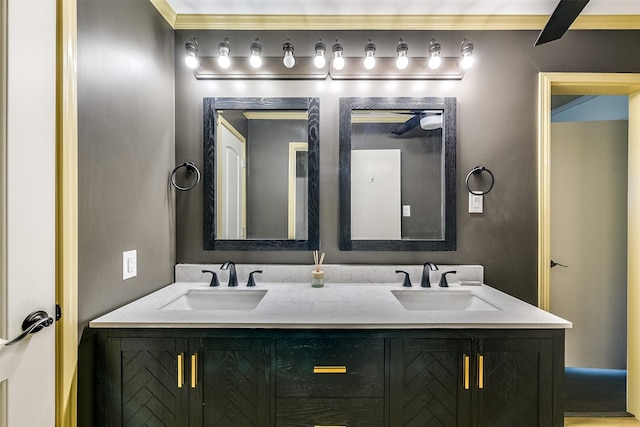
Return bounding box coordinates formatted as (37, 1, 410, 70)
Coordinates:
(469, 193, 483, 214)
(402, 205, 411, 217)
(123, 250, 137, 280)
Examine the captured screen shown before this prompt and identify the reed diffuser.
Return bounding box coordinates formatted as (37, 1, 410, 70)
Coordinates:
(312, 250, 325, 288)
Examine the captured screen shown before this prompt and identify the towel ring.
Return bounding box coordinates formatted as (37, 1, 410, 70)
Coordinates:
(465, 166, 494, 196)
(170, 162, 200, 191)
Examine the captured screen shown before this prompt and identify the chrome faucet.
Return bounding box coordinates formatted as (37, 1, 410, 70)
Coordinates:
(220, 261, 238, 287)
(421, 262, 439, 287)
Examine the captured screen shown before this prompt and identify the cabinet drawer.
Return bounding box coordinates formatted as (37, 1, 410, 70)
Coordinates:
(276, 398, 384, 427)
(276, 338, 384, 397)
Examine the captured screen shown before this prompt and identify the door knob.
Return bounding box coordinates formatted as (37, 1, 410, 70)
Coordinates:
(3, 310, 54, 346)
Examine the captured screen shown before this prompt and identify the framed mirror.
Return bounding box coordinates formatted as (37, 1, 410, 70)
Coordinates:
(203, 97, 320, 250)
(339, 97, 456, 251)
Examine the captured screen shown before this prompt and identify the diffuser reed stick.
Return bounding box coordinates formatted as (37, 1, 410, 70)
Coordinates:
(313, 250, 325, 272)
(312, 250, 325, 287)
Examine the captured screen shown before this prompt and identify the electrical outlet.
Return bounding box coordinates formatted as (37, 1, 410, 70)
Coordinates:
(123, 250, 137, 280)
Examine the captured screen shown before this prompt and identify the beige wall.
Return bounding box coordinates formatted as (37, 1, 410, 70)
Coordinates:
(551, 120, 628, 369)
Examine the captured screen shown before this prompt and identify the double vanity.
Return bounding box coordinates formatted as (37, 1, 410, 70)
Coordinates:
(86, 264, 570, 426)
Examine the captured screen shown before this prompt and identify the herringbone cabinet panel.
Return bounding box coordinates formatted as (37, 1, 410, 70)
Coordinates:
(390, 339, 473, 427)
(120, 339, 189, 427)
(477, 339, 553, 427)
(193, 338, 271, 427)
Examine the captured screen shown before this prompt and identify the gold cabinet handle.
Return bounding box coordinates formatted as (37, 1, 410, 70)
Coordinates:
(191, 353, 198, 388)
(478, 354, 484, 389)
(177, 353, 184, 388)
(463, 354, 470, 390)
(314, 425, 347, 427)
(313, 366, 347, 374)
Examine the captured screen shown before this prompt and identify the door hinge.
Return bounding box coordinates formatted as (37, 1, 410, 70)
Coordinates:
(55, 304, 62, 321)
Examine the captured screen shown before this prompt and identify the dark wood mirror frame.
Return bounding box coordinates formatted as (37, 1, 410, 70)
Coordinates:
(339, 97, 457, 251)
(203, 97, 320, 251)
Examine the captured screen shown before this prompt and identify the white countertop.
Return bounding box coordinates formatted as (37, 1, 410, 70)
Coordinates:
(90, 282, 572, 329)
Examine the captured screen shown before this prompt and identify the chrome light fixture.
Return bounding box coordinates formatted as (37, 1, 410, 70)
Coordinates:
(395, 38, 409, 70)
(332, 39, 345, 71)
(217, 37, 231, 69)
(313, 38, 326, 69)
(460, 38, 475, 70)
(184, 37, 199, 69)
(363, 38, 376, 70)
(427, 38, 442, 70)
(249, 38, 262, 69)
(282, 38, 295, 69)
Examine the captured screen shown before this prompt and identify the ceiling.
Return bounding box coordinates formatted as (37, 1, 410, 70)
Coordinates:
(164, 0, 640, 16)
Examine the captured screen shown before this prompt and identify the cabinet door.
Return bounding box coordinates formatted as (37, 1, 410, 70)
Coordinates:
(390, 338, 473, 427)
(476, 338, 553, 427)
(110, 337, 190, 427)
(191, 338, 271, 427)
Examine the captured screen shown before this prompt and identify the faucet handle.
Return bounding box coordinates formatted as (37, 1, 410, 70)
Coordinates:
(201, 269, 220, 287)
(439, 270, 457, 287)
(247, 270, 263, 287)
(395, 270, 412, 287)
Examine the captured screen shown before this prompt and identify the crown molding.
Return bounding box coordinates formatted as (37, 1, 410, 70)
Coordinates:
(146, 2, 640, 32)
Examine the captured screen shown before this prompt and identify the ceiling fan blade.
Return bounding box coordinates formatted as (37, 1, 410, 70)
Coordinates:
(535, 0, 590, 46)
(391, 115, 420, 136)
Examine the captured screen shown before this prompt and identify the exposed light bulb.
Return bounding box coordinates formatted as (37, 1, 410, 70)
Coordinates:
(460, 53, 474, 70)
(396, 38, 409, 70)
(364, 51, 376, 70)
(363, 38, 376, 70)
(460, 38, 475, 70)
(185, 52, 198, 69)
(283, 39, 295, 69)
(428, 55, 442, 70)
(427, 38, 442, 70)
(184, 37, 199, 69)
(217, 37, 231, 69)
(314, 53, 326, 69)
(249, 38, 262, 69)
(332, 39, 345, 71)
(217, 52, 230, 69)
(313, 38, 326, 69)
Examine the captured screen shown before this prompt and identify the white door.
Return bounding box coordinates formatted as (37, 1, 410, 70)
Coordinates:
(351, 149, 401, 239)
(217, 117, 246, 239)
(0, 1, 57, 426)
(550, 120, 628, 369)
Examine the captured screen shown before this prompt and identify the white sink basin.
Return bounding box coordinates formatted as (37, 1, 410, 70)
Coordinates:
(391, 289, 501, 311)
(160, 289, 267, 311)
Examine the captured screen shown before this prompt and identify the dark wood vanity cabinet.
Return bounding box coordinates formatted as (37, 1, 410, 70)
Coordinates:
(275, 338, 385, 426)
(89, 329, 563, 427)
(98, 332, 271, 427)
(191, 338, 271, 426)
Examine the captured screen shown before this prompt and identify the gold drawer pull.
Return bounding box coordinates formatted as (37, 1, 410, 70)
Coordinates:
(314, 425, 347, 427)
(191, 353, 198, 388)
(313, 366, 347, 374)
(177, 353, 184, 388)
(478, 354, 484, 389)
(463, 354, 470, 390)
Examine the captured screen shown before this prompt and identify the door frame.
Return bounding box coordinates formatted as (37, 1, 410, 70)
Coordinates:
(537, 72, 640, 416)
(56, 0, 79, 425)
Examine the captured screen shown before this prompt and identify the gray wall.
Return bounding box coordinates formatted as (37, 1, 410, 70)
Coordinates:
(174, 30, 640, 305)
(78, 0, 175, 330)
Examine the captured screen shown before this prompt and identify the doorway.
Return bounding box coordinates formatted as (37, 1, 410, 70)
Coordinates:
(550, 98, 628, 414)
(537, 73, 640, 418)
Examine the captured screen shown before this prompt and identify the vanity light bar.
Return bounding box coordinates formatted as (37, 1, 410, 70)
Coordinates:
(187, 36, 474, 80)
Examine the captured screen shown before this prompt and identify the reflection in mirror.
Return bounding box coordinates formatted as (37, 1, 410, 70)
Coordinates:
(339, 97, 456, 251)
(204, 98, 319, 251)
